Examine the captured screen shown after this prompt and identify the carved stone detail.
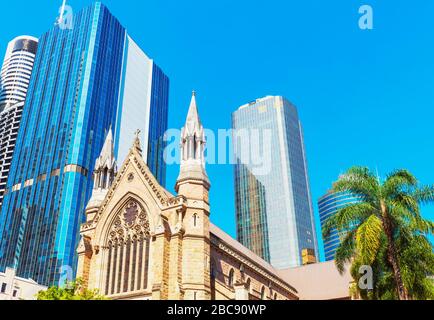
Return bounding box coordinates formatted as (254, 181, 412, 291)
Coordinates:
(210, 235, 298, 296)
(108, 200, 150, 243)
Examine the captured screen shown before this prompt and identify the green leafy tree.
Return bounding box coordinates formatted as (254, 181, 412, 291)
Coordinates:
(37, 279, 108, 300)
(323, 167, 434, 300)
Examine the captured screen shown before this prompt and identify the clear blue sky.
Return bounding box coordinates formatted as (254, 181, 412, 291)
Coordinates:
(1, 0, 433, 261)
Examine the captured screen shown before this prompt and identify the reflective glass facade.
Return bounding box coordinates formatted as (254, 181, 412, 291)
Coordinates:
(0, 3, 168, 286)
(318, 191, 361, 261)
(232, 96, 318, 269)
(114, 37, 169, 185)
(235, 164, 270, 262)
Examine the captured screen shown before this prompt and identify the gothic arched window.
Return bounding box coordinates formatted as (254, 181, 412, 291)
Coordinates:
(228, 268, 235, 288)
(246, 278, 251, 294)
(104, 200, 151, 296)
(260, 286, 266, 300)
(193, 213, 198, 227)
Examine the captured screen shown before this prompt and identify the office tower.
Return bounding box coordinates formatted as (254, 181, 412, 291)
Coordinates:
(0, 36, 38, 210)
(0, 2, 169, 286)
(0, 36, 38, 110)
(232, 96, 318, 269)
(318, 191, 361, 261)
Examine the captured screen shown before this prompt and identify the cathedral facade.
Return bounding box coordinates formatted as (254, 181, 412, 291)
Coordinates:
(76, 93, 299, 300)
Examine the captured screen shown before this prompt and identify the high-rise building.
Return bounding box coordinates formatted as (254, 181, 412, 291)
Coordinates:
(232, 96, 318, 269)
(0, 36, 39, 210)
(0, 2, 169, 286)
(318, 191, 361, 261)
(0, 36, 38, 110)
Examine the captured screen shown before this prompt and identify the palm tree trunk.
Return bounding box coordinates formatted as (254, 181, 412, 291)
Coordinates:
(381, 201, 409, 300)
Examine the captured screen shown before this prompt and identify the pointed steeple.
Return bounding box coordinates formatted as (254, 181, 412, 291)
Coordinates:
(176, 92, 210, 193)
(95, 127, 115, 171)
(183, 91, 204, 139)
(186, 91, 201, 125)
(93, 128, 117, 190)
(175, 93, 212, 300)
(87, 128, 118, 210)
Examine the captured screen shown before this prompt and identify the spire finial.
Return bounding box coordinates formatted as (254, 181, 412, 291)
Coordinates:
(192, 90, 196, 97)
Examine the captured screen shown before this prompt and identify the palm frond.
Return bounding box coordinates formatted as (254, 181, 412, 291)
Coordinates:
(383, 170, 417, 196)
(322, 202, 375, 238)
(332, 166, 380, 203)
(335, 229, 357, 274)
(389, 192, 420, 217)
(356, 214, 383, 265)
(413, 185, 434, 204)
(389, 201, 434, 235)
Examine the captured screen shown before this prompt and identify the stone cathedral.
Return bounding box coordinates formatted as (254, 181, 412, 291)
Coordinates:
(76, 93, 299, 300)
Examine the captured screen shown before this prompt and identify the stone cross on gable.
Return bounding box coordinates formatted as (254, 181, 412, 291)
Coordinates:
(133, 129, 143, 155)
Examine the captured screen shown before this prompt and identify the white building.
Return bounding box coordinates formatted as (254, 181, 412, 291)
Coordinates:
(0, 36, 38, 209)
(0, 36, 38, 109)
(0, 268, 46, 300)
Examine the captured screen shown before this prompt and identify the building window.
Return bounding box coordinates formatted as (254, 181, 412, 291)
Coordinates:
(13, 290, 17, 297)
(211, 261, 216, 280)
(228, 269, 235, 288)
(260, 286, 266, 300)
(1, 283, 6, 293)
(104, 200, 151, 296)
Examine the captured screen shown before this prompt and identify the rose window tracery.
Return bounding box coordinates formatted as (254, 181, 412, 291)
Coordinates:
(108, 201, 150, 242)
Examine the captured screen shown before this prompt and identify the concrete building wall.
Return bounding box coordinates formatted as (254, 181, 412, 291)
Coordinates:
(0, 268, 46, 300)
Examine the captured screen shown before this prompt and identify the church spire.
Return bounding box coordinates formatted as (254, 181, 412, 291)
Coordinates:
(86, 127, 117, 210)
(93, 127, 117, 190)
(175, 93, 211, 300)
(180, 91, 206, 165)
(186, 90, 201, 129)
(176, 92, 210, 193)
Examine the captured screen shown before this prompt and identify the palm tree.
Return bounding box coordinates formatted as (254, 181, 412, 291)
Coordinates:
(323, 167, 434, 300)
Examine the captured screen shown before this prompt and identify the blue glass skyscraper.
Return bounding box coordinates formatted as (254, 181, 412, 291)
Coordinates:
(233, 96, 318, 269)
(318, 191, 361, 261)
(0, 2, 169, 286)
